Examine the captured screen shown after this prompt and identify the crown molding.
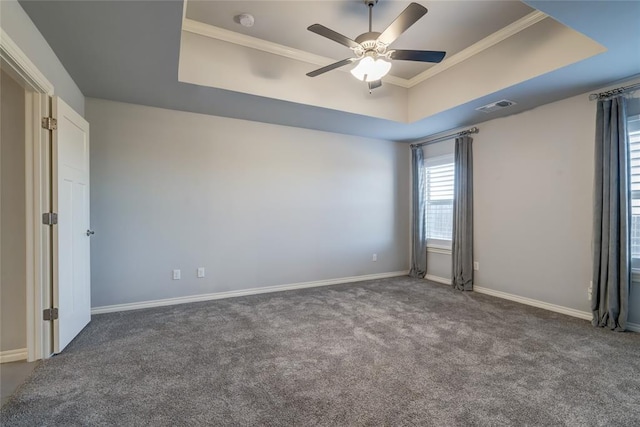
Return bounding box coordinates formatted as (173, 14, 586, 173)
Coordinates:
(183, 10, 548, 90)
(407, 11, 548, 87)
(182, 18, 409, 88)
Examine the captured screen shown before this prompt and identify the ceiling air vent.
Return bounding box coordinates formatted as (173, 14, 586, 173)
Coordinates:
(476, 99, 516, 114)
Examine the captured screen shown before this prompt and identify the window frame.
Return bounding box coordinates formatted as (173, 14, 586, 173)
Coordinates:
(424, 154, 455, 249)
(628, 114, 640, 271)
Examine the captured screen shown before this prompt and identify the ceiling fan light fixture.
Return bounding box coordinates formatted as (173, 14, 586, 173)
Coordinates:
(350, 56, 391, 82)
(306, 2, 444, 87)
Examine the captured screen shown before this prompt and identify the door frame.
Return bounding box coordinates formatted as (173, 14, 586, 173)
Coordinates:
(1, 28, 55, 361)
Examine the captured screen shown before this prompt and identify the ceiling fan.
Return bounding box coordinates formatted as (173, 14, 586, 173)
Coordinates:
(306, 1, 446, 91)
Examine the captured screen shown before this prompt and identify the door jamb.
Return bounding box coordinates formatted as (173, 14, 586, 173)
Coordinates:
(1, 28, 54, 361)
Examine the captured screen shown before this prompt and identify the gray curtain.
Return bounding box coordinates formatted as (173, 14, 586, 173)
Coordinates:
(410, 146, 427, 278)
(592, 96, 630, 331)
(451, 136, 474, 291)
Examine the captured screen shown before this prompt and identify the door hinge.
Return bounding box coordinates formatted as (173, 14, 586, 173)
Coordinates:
(43, 308, 59, 321)
(42, 212, 58, 225)
(41, 117, 57, 130)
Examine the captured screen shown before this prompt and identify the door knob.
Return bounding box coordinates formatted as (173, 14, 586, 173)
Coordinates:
(86, 230, 95, 236)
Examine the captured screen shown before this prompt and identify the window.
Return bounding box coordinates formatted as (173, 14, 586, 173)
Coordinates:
(425, 155, 454, 247)
(629, 115, 640, 268)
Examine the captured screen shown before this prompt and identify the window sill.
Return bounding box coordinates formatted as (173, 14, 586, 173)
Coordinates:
(427, 246, 452, 255)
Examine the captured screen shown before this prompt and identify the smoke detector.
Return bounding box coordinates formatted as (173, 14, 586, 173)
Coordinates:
(236, 13, 255, 27)
(476, 99, 516, 114)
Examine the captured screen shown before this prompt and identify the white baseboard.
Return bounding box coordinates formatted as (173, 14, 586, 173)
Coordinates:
(425, 274, 451, 285)
(422, 275, 640, 333)
(0, 348, 28, 363)
(473, 286, 592, 321)
(474, 286, 640, 332)
(92, 270, 410, 315)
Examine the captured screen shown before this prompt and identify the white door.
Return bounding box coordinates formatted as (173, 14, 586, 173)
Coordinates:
(52, 96, 91, 353)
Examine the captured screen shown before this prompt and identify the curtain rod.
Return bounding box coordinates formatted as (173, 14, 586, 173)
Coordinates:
(410, 127, 479, 148)
(589, 82, 640, 101)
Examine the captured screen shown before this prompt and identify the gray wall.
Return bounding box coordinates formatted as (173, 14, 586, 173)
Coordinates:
(426, 252, 451, 280)
(87, 98, 410, 308)
(422, 84, 640, 325)
(473, 92, 594, 312)
(0, 0, 84, 115)
(1, 70, 26, 351)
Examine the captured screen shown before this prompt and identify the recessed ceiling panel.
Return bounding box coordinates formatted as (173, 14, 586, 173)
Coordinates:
(19, 0, 635, 141)
(186, 0, 535, 80)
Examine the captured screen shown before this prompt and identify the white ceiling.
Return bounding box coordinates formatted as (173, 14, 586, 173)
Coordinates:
(186, 0, 534, 80)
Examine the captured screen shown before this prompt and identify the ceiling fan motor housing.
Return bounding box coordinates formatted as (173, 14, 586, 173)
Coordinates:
(355, 32, 381, 45)
(354, 32, 387, 57)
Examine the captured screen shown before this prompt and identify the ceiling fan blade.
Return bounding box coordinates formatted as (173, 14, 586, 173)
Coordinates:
(390, 50, 446, 63)
(306, 58, 355, 77)
(377, 3, 428, 46)
(368, 80, 383, 91)
(307, 24, 361, 49)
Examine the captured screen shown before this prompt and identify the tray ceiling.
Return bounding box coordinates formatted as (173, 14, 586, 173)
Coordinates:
(179, 1, 605, 124)
(186, 1, 535, 80)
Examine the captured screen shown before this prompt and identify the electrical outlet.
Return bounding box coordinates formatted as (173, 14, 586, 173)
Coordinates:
(473, 262, 479, 271)
(372, 254, 377, 262)
(588, 280, 593, 300)
(197, 267, 205, 278)
(172, 269, 181, 280)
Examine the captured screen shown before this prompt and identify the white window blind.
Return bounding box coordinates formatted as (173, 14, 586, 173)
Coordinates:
(425, 155, 454, 244)
(629, 115, 640, 266)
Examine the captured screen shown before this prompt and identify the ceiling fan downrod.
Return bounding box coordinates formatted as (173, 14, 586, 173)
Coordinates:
(367, 0, 377, 32)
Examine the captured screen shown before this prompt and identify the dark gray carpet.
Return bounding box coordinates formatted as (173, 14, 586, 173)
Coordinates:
(2, 277, 639, 426)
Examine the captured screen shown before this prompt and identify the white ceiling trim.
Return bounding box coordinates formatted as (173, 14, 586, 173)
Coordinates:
(407, 11, 548, 87)
(182, 10, 547, 90)
(182, 18, 409, 88)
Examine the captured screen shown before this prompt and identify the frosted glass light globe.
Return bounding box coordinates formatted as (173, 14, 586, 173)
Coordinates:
(350, 57, 392, 82)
